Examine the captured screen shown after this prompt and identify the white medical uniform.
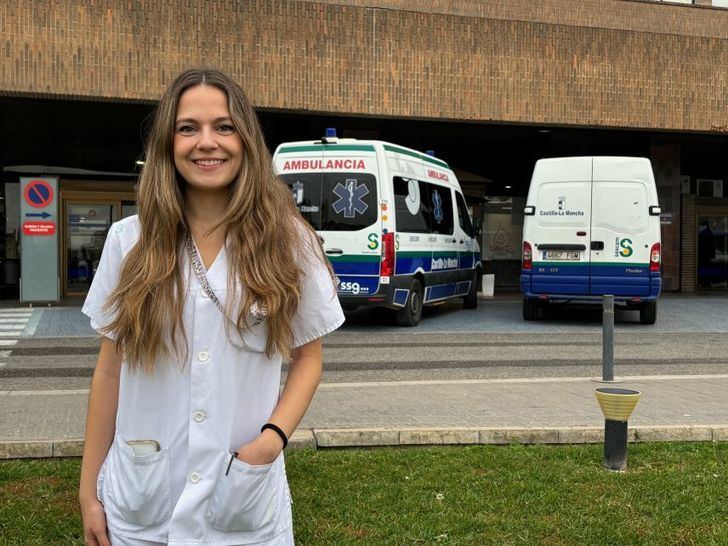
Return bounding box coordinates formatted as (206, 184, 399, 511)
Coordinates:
(83, 215, 344, 545)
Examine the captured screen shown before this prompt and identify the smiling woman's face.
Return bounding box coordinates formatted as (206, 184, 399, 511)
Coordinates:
(173, 84, 244, 192)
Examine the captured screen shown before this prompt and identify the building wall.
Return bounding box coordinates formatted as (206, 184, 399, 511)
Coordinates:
(2, 0, 728, 132)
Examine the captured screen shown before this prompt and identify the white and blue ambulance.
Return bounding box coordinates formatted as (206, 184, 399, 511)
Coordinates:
(273, 130, 482, 326)
(520, 156, 662, 324)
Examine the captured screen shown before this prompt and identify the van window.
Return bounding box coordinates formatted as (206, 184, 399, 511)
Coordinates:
(424, 183, 454, 235)
(280, 172, 378, 231)
(393, 177, 454, 235)
(393, 177, 430, 233)
(455, 192, 474, 237)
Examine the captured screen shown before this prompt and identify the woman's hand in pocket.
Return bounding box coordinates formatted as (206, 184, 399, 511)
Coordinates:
(81, 498, 111, 546)
(235, 429, 284, 466)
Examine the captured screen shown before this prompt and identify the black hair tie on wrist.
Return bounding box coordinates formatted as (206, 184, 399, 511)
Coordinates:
(261, 422, 288, 450)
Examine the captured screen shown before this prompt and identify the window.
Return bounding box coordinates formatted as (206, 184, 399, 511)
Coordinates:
(424, 184, 454, 235)
(280, 172, 378, 231)
(455, 192, 474, 237)
(393, 176, 429, 233)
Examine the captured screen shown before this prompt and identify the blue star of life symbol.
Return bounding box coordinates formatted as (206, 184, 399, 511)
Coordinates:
(332, 179, 369, 218)
(432, 189, 444, 224)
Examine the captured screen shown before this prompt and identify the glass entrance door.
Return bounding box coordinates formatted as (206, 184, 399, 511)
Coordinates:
(66, 203, 114, 294)
(697, 215, 728, 289)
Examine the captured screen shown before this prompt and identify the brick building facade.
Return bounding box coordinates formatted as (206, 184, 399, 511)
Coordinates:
(1, 0, 727, 299)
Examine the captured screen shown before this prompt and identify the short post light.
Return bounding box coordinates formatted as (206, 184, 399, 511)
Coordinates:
(594, 388, 642, 471)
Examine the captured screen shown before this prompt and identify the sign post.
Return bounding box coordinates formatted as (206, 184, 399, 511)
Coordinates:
(20, 177, 60, 303)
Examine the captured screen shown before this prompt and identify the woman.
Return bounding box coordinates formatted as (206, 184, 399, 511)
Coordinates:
(79, 68, 344, 545)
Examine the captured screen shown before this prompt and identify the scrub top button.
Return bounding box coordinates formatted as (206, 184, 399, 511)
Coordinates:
(193, 411, 206, 423)
(198, 351, 209, 363)
(190, 472, 201, 484)
(201, 291, 210, 299)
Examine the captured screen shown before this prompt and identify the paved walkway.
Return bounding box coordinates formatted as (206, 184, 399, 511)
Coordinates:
(2, 374, 727, 457)
(0, 296, 726, 457)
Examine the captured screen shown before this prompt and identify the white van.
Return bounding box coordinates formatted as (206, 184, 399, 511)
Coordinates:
(273, 131, 482, 326)
(520, 156, 662, 324)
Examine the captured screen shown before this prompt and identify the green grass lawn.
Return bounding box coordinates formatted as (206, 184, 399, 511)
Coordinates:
(1, 443, 726, 545)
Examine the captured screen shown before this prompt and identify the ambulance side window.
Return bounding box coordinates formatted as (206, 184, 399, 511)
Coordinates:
(455, 192, 474, 237)
(393, 177, 430, 233)
(423, 183, 454, 235)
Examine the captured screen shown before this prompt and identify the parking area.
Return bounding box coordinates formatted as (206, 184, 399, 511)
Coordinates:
(340, 293, 728, 334)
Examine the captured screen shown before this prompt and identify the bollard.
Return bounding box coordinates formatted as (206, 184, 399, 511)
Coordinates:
(602, 295, 614, 382)
(594, 388, 642, 471)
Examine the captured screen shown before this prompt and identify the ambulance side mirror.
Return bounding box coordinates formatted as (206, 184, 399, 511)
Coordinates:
(649, 206, 661, 216)
(524, 206, 536, 216)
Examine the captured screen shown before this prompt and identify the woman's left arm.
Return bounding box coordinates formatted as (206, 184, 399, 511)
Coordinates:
(236, 338, 323, 464)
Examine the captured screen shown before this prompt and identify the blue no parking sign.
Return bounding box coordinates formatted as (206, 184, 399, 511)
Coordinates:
(20, 177, 59, 302)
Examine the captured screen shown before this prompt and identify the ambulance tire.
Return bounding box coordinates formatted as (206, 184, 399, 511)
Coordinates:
(463, 272, 479, 309)
(523, 297, 540, 321)
(396, 280, 423, 327)
(640, 301, 657, 325)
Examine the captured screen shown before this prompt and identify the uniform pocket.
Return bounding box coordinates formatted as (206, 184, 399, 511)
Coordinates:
(206, 452, 280, 533)
(103, 434, 171, 527)
(232, 320, 268, 353)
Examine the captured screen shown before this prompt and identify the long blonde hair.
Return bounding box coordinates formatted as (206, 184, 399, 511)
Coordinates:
(104, 68, 323, 372)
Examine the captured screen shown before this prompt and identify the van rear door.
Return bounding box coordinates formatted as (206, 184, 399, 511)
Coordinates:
(530, 158, 592, 295)
(589, 158, 652, 297)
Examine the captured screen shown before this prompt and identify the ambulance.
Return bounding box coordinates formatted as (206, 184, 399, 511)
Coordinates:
(520, 156, 662, 324)
(273, 130, 482, 326)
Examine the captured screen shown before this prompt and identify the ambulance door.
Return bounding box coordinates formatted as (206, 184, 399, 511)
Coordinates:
(530, 158, 592, 295)
(589, 158, 652, 296)
(455, 191, 476, 286)
(423, 182, 458, 302)
(319, 152, 381, 298)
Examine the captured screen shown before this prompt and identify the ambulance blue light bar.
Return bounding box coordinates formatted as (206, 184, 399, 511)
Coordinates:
(325, 127, 337, 138)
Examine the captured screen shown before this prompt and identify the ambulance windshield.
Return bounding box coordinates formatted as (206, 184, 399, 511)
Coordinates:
(280, 172, 378, 231)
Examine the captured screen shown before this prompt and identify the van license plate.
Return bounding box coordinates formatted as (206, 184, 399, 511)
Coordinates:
(543, 251, 580, 261)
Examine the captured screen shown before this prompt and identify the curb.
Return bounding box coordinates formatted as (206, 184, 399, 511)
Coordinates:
(2, 426, 727, 459)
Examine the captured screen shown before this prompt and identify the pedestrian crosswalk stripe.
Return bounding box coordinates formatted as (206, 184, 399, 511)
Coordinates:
(0, 319, 29, 323)
(0, 340, 18, 346)
(0, 332, 23, 336)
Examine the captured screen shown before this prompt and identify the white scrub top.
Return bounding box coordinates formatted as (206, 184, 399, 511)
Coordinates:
(83, 215, 345, 545)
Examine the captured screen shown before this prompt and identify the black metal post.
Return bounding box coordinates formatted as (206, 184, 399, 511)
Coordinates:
(602, 295, 614, 381)
(603, 419, 628, 471)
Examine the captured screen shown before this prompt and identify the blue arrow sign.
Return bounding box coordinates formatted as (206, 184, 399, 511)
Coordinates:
(26, 212, 52, 219)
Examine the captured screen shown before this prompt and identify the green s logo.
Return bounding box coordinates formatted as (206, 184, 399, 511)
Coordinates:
(367, 233, 379, 250)
(619, 238, 633, 258)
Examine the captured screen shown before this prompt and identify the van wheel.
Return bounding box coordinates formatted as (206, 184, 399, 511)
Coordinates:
(523, 297, 539, 321)
(463, 272, 478, 309)
(395, 280, 423, 326)
(640, 301, 657, 325)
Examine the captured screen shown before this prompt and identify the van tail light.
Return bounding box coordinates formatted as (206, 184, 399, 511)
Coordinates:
(650, 242, 661, 272)
(522, 241, 533, 270)
(381, 232, 395, 276)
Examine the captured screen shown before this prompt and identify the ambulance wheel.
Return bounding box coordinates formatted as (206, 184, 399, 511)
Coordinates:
(640, 301, 657, 325)
(523, 297, 539, 321)
(463, 272, 478, 309)
(396, 280, 423, 327)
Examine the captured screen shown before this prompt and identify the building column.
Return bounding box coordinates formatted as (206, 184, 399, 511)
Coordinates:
(650, 142, 681, 291)
(681, 194, 696, 293)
